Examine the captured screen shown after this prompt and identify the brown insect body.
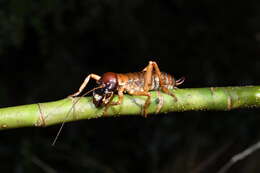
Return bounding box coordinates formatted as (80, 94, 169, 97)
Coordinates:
(117, 71, 176, 92)
(53, 61, 185, 145)
(70, 61, 185, 116)
(92, 71, 180, 108)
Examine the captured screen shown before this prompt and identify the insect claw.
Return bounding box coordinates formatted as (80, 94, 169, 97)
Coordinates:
(142, 109, 148, 118)
(103, 106, 109, 116)
(171, 94, 178, 102)
(67, 93, 78, 98)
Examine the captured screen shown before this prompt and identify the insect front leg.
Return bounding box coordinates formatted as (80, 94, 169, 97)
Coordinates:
(109, 87, 125, 106)
(103, 87, 125, 115)
(69, 74, 101, 97)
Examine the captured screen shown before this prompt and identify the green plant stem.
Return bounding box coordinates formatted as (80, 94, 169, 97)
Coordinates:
(0, 86, 259, 129)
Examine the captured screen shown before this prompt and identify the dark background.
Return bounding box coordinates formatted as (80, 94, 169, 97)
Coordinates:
(0, 0, 259, 172)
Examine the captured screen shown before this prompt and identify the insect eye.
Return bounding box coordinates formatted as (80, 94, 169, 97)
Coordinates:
(106, 82, 116, 91)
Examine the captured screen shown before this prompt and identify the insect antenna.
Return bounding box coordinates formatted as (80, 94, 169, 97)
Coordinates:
(51, 85, 104, 146)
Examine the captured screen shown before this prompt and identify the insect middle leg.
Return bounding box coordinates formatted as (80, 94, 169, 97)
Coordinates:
(128, 90, 151, 117)
(69, 74, 101, 97)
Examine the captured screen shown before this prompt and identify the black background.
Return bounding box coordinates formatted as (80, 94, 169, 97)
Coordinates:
(0, 0, 259, 172)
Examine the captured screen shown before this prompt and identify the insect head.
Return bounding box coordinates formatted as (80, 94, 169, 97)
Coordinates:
(93, 72, 118, 107)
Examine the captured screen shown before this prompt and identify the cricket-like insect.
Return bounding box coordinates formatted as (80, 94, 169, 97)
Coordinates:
(52, 61, 184, 146)
(69, 61, 185, 116)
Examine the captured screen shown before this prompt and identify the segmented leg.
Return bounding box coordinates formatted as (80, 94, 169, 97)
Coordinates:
(133, 61, 167, 116)
(136, 61, 156, 116)
(69, 74, 101, 97)
(128, 90, 151, 117)
(138, 61, 160, 116)
(155, 91, 164, 114)
(103, 87, 125, 115)
(142, 61, 178, 116)
(149, 61, 177, 100)
(161, 87, 177, 101)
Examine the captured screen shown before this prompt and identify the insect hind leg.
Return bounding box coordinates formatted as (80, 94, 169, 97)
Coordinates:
(142, 61, 169, 116)
(161, 87, 177, 101)
(149, 61, 178, 101)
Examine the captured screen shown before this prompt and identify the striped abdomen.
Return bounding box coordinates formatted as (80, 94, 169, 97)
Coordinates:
(150, 72, 176, 90)
(117, 71, 176, 93)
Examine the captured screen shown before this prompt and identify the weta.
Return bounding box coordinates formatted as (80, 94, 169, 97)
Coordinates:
(52, 61, 185, 145)
(70, 61, 185, 116)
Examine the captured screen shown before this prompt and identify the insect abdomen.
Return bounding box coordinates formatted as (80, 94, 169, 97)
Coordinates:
(118, 72, 175, 92)
(151, 72, 175, 90)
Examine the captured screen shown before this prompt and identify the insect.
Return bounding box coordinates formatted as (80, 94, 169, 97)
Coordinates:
(52, 61, 184, 145)
(69, 61, 185, 116)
